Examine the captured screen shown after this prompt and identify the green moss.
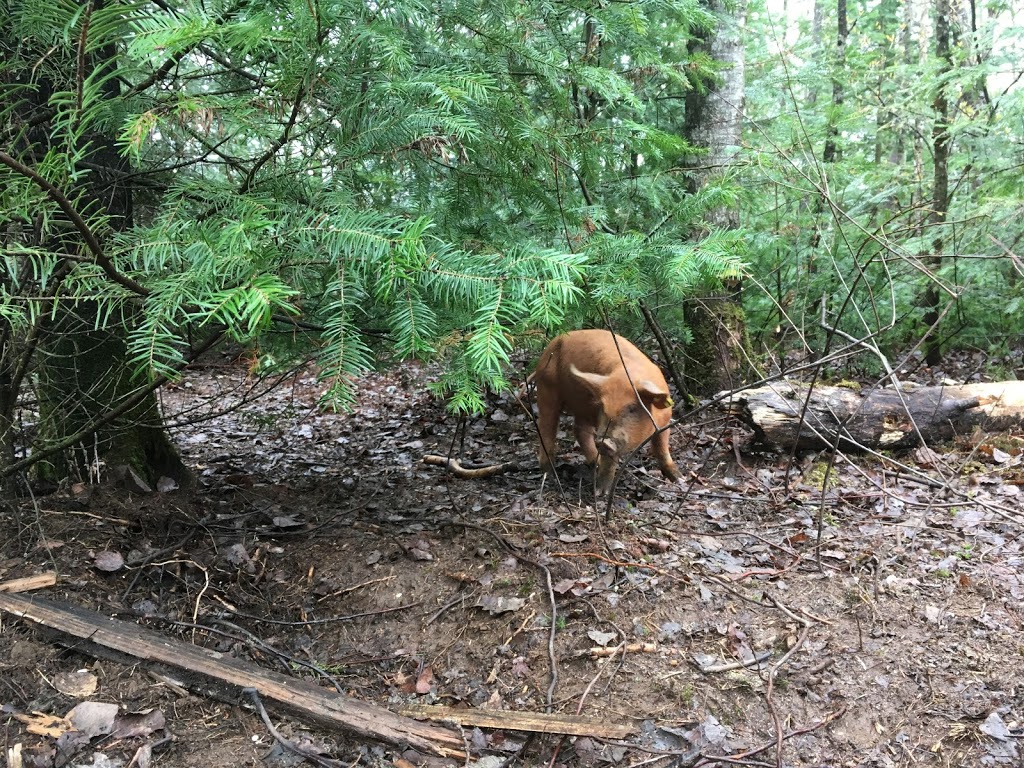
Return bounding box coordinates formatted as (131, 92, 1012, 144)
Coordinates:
(805, 461, 840, 491)
(682, 295, 756, 397)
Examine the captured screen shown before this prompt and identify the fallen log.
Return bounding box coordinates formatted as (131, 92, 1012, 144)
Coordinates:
(717, 380, 1024, 452)
(0, 594, 463, 757)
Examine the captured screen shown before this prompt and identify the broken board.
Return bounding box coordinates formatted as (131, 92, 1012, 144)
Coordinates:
(0, 593, 463, 757)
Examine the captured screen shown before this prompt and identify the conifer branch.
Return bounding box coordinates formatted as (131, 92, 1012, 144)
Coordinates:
(0, 150, 149, 297)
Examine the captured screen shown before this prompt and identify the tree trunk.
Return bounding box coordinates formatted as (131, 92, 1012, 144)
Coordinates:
(821, 0, 847, 164)
(34, 305, 191, 490)
(873, 0, 899, 168)
(806, 0, 848, 326)
(681, 0, 751, 397)
(922, 0, 953, 366)
(718, 381, 1024, 452)
(0, 310, 25, 494)
(1, 1, 193, 492)
(806, 0, 825, 108)
(961, 0, 994, 121)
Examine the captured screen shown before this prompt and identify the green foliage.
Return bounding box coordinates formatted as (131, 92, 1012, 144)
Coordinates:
(742, 0, 1024, 369)
(1, 0, 747, 419)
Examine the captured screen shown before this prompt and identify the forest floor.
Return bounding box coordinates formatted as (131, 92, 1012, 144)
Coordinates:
(2, 349, 1023, 768)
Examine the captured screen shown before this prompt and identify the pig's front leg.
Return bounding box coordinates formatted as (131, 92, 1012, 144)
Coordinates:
(574, 419, 601, 466)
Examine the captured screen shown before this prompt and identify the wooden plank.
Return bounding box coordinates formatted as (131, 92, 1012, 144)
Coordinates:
(0, 572, 57, 593)
(401, 704, 634, 739)
(0, 594, 463, 757)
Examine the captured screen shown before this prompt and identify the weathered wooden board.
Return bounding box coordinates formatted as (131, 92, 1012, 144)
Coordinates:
(0, 594, 463, 756)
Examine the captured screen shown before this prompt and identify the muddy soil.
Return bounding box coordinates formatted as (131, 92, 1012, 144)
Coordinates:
(2, 355, 1022, 768)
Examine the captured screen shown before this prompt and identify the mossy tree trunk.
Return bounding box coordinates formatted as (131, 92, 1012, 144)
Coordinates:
(2, 7, 192, 494)
(683, 289, 753, 396)
(681, 0, 753, 396)
(34, 305, 191, 490)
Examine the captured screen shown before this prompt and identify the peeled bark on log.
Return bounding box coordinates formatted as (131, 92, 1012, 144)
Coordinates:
(718, 381, 1024, 452)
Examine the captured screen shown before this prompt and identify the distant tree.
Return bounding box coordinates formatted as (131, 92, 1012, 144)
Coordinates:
(921, 0, 954, 366)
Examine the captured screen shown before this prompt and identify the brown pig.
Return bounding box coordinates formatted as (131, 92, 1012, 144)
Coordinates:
(529, 329, 681, 496)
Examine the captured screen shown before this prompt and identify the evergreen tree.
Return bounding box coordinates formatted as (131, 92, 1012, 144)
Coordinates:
(1, 0, 744, 487)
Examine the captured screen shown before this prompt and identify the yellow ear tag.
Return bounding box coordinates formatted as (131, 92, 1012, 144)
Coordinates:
(665, 396, 674, 408)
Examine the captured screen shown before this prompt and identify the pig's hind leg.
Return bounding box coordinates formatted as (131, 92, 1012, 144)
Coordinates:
(534, 387, 562, 473)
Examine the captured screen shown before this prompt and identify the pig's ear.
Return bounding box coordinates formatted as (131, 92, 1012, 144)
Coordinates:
(638, 381, 673, 410)
(569, 364, 609, 393)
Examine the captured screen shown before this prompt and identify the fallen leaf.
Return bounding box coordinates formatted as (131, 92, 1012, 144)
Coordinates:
(726, 624, 754, 663)
(914, 446, 943, 468)
(558, 533, 588, 544)
(93, 552, 124, 573)
(415, 666, 434, 695)
(587, 630, 617, 647)
(819, 549, 846, 560)
(54, 730, 90, 762)
(404, 539, 433, 561)
(980, 712, 1011, 740)
(395, 669, 417, 694)
(111, 710, 166, 739)
(224, 543, 257, 574)
(52, 670, 98, 698)
(591, 571, 615, 592)
(475, 596, 526, 615)
(552, 579, 576, 594)
(66, 701, 119, 737)
(683, 713, 733, 751)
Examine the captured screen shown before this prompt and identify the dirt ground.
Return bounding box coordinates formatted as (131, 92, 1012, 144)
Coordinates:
(2, 353, 1023, 768)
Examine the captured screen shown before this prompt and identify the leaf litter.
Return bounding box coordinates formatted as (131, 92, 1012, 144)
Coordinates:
(1, 354, 1022, 767)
